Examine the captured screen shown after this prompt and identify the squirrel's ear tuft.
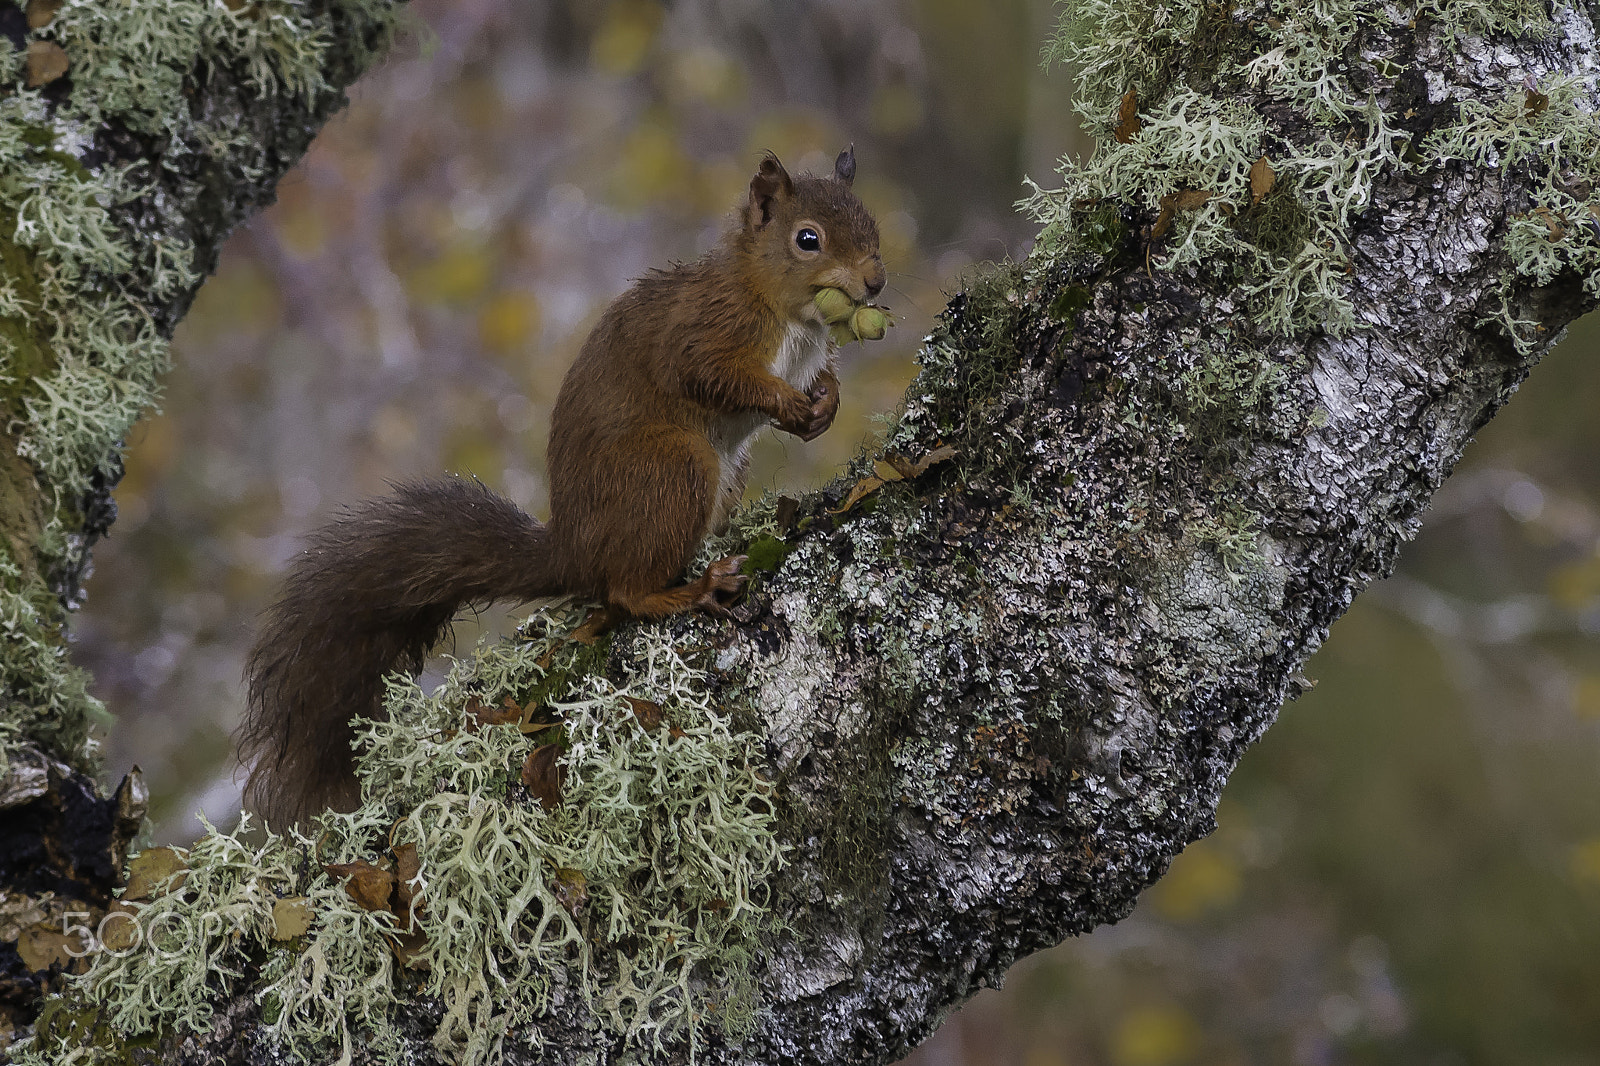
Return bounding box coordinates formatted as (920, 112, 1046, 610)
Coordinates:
(834, 145, 856, 187)
(746, 152, 794, 229)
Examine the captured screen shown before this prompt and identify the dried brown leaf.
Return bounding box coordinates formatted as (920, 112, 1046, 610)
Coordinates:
(325, 862, 396, 913)
(1168, 188, 1215, 211)
(17, 924, 83, 972)
(99, 901, 141, 952)
(1150, 205, 1176, 239)
(25, 0, 63, 30)
(1249, 155, 1275, 205)
(1532, 206, 1565, 241)
(124, 847, 189, 901)
(876, 458, 911, 481)
(552, 868, 589, 918)
(392, 930, 431, 970)
(625, 696, 664, 732)
(466, 695, 522, 730)
(1114, 89, 1141, 144)
(521, 744, 566, 810)
(908, 444, 958, 476)
(774, 495, 800, 531)
(393, 843, 423, 929)
(1152, 189, 1213, 239)
(24, 41, 67, 88)
(828, 475, 885, 515)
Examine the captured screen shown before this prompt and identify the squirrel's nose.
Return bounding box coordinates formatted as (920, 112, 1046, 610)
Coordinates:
(864, 262, 886, 298)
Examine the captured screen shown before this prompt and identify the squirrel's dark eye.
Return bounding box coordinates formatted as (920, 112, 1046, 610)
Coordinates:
(795, 227, 822, 252)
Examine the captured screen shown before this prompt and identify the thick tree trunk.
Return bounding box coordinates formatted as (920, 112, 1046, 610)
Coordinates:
(6, 2, 1599, 1064)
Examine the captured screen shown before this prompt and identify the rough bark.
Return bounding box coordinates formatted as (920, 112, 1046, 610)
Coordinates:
(7, 2, 1600, 1064)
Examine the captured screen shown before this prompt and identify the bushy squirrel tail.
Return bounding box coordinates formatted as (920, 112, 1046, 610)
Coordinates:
(239, 478, 564, 827)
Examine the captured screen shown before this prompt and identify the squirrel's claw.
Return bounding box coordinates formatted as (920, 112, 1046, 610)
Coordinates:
(696, 555, 748, 617)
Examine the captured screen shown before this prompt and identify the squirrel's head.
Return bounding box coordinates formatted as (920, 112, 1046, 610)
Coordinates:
(738, 147, 886, 317)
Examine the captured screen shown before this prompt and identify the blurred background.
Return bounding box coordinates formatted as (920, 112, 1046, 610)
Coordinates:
(68, 1, 1600, 1063)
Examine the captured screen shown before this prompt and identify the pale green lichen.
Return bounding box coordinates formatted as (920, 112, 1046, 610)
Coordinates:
(80, 823, 297, 1040)
(46, 608, 782, 1066)
(0, 553, 104, 766)
(44, 1, 336, 134)
(0, 0, 398, 766)
(1029, 0, 1566, 340)
(1424, 73, 1600, 344)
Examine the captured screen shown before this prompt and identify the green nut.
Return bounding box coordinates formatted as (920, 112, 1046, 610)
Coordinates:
(851, 305, 889, 340)
(814, 286, 857, 324)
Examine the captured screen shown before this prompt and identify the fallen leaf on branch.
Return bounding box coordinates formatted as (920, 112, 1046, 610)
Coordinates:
(466, 695, 522, 729)
(522, 744, 566, 810)
(271, 897, 313, 940)
(325, 861, 395, 913)
(124, 847, 189, 901)
(1114, 89, 1141, 144)
(1250, 155, 1275, 205)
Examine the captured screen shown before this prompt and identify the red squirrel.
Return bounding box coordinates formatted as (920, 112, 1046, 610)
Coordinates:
(239, 149, 885, 826)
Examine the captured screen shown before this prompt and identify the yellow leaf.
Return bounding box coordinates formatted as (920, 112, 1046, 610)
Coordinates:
(828, 476, 886, 515)
(100, 902, 141, 952)
(1250, 154, 1275, 205)
(669, 46, 741, 106)
(1571, 839, 1600, 886)
(275, 204, 326, 261)
(17, 924, 82, 972)
(124, 847, 189, 902)
(611, 120, 691, 209)
(870, 83, 925, 136)
(1574, 676, 1600, 721)
(411, 245, 492, 306)
(1549, 556, 1600, 610)
(271, 897, 313, 940)
(875, 459, 910, 482)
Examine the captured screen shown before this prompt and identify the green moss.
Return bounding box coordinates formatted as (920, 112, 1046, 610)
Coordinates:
(741, 534, 791, 575)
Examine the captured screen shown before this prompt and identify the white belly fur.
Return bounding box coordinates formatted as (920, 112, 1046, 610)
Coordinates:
(708, 320, 833, 505)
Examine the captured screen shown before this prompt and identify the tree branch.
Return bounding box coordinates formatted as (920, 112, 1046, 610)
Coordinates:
(8, 2, 1600, 1065)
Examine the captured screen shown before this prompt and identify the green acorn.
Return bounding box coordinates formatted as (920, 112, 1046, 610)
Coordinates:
(851, 305, 890, 341)
(814, 286, 857, 324)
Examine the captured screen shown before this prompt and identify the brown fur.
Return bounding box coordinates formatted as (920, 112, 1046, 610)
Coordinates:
(240, 150, 883, 826)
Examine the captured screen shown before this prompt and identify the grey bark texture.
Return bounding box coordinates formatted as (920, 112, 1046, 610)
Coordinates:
(9, 2, 1600, 1065)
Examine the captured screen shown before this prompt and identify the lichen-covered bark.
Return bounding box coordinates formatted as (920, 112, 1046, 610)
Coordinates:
(11, 2, 1600, 1064)
(0, 0, 399, 1038)
(721, 9, 1600, 1064)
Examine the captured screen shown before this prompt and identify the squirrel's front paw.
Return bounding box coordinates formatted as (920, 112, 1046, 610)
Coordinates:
(777, 383, 836, 442)
(799, 376, 839, 442)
